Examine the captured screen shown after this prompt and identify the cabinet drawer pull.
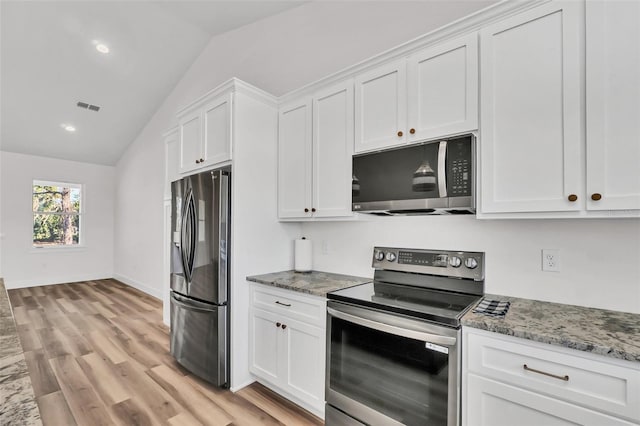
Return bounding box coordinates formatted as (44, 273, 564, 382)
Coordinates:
(523, 364, 569, 381)
(591, 193, 602, 201)
(397, 131, 403, 137)
(281, 324, 287, 330)
(311, 208, 316, 213)
(275, 301, 291, 307)
(567, 194, 577, 202)
(304, 208, 309, 213)
(276, 322, 281, 327)
(409, 128, 416, 134)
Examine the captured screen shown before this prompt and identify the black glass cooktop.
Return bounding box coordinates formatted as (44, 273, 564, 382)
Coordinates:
(327, 281, 481, 327)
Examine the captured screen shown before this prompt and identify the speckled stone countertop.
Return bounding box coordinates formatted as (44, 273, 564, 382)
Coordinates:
(246, 270, 371, 297)
(462, 294, 640, 363)
(0, 279, 42, 425)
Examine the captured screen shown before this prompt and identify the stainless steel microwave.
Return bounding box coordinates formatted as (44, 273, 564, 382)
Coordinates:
(352, 134, 475, 215)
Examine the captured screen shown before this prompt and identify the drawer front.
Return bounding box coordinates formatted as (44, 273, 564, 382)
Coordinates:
(251, 284, 326, 327)
(464, 329, 640, 422)
(465, 373, 638, 426)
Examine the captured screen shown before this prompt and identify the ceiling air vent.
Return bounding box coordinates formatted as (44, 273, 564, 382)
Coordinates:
(77, 101, 101, 112)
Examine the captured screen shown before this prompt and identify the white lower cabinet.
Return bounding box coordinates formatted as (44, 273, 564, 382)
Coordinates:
(463, 328, 640, 426)
(249, 284, 326, 418)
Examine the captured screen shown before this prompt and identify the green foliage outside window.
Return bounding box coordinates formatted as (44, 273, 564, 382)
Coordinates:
(33, 182, 81, 246)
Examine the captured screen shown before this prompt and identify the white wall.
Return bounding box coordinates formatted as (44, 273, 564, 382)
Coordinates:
(301, 216, 640, 314)
(0, 152, 115, 288)
(114, 1, 494, 296)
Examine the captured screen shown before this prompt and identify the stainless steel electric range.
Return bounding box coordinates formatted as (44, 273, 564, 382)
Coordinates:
(325, 247, 485, 426)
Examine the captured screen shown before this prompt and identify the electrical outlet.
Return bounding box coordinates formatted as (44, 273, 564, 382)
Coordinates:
(542, 249, 560, 272)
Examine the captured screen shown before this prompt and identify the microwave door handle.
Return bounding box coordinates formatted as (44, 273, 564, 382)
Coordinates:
(327, 307, 457, 347)
(438, 140, 447, 197)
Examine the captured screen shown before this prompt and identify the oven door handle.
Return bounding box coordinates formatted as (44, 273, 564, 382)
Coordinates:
(327, 307, 457, 347)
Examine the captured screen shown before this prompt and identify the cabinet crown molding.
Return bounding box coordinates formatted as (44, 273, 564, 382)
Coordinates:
(176, 77, 278, 118)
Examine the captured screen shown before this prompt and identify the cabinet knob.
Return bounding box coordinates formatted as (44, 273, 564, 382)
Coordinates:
(281, 324, 287, 330)
(397, 131, 403, 137)
(276, 322, 281, 328)
(195, 159, 200, 164)
(591, 193, 602, 201)
(567, 194, 578, 202)
(199, 158, 204, 163)
(311, 208, 316, 213)
(409, 128, 416, 134)
(304, 208, 309, 213)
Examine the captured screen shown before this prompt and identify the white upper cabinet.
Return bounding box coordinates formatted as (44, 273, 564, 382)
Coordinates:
(586, 0, 640, 211)
(179, 109, 202, 174)
(354, 60, 407, 153)
(354, 34, 478, 154)
(202, 93, 232, 169)
(278, 98, 313, 219)
(178, 91, 232, 174)
(278, 80, 354, 220)
(312, 83, 354, 218)
(480, 1, 583, 214)
(407, 33, 478, 143)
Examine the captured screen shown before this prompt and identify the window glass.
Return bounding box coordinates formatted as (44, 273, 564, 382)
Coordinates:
(32, 181, 81, 246)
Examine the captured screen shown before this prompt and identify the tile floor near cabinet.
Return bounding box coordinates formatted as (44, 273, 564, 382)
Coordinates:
(8, 279, 323, 426)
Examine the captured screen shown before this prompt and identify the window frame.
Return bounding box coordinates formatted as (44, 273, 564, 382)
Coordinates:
(32, 180, 84, 249)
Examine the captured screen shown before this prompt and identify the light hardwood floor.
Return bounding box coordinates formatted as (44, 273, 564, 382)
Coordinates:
(8, 279, 323, 426)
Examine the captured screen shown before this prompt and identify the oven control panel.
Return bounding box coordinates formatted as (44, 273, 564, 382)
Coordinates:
(372, 247, 484, 280)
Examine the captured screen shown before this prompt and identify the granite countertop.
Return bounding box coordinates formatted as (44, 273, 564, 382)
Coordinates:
(0, 279, 42, 425)
(246, 270, 371, 297)
(462, 294, 640, 363)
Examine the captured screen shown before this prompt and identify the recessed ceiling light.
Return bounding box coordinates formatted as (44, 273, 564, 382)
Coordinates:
(61, 124, 76, 132)
(95, 43, 110, 54)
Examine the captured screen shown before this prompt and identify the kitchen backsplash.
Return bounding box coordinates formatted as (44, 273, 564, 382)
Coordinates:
(301, 216, 640, 314)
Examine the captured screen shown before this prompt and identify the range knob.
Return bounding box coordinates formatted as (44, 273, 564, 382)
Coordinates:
(374, 250, 385, 261)
(385, 252, 397, 262)
(449, 256, 462, 268)
(465, 257, 478, 269)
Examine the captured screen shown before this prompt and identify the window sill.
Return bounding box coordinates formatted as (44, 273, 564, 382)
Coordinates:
(30, 245, 86, 254)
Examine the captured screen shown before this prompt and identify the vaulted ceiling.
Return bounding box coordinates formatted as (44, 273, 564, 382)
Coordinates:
(0, 1, 305, 165)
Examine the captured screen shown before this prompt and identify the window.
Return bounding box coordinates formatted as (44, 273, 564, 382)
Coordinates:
(32, 181, 82, 247)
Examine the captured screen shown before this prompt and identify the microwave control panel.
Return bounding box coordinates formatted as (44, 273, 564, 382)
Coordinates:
(447, 137, 472, 197)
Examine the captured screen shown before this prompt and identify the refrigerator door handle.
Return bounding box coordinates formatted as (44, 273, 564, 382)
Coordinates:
(182, 189, 197, 283)
(171, 292, 218, 313)
(218, 171, 230, 303)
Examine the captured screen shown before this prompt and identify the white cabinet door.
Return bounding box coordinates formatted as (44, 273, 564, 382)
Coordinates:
(250, 308, 281, 382)
(465, 374, 636, 426)
(283, 317, 325, 411)
(480, 2, 583, 213)
(312, 82, 354, 218)
(179, 109, 202, 174)
(278, 99, 313, 219)
(407, 33, 478, 143)
(586, 0, 640, 211)
(354, 59, 407, 153)
(202, 92, 232, 168)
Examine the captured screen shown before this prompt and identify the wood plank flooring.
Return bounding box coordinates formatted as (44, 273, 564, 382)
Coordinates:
(8, 279, 323, 426)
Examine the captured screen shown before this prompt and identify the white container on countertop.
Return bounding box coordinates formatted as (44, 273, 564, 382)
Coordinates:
(294, 237, 312, 272)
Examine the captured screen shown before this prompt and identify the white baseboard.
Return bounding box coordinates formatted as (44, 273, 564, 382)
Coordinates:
(112, 273, 163, 299)
(4, 274, 113, 289)
(230, 378, 256, 393)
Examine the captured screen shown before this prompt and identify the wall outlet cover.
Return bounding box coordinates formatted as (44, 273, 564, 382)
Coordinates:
(542, 249, 560, 272)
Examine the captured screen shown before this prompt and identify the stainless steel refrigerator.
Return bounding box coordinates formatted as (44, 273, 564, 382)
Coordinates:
(170, 167, 230, 387)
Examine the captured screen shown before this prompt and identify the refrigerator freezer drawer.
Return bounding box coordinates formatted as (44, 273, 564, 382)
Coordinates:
(170, 292, 228, 387)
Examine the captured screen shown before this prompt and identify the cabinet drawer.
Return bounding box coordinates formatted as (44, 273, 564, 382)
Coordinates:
(465, 329, 640, 422)
(251, 284, 326, 327)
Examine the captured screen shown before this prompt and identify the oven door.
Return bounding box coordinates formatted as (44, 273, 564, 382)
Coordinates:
(326, 301, 460, 426)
